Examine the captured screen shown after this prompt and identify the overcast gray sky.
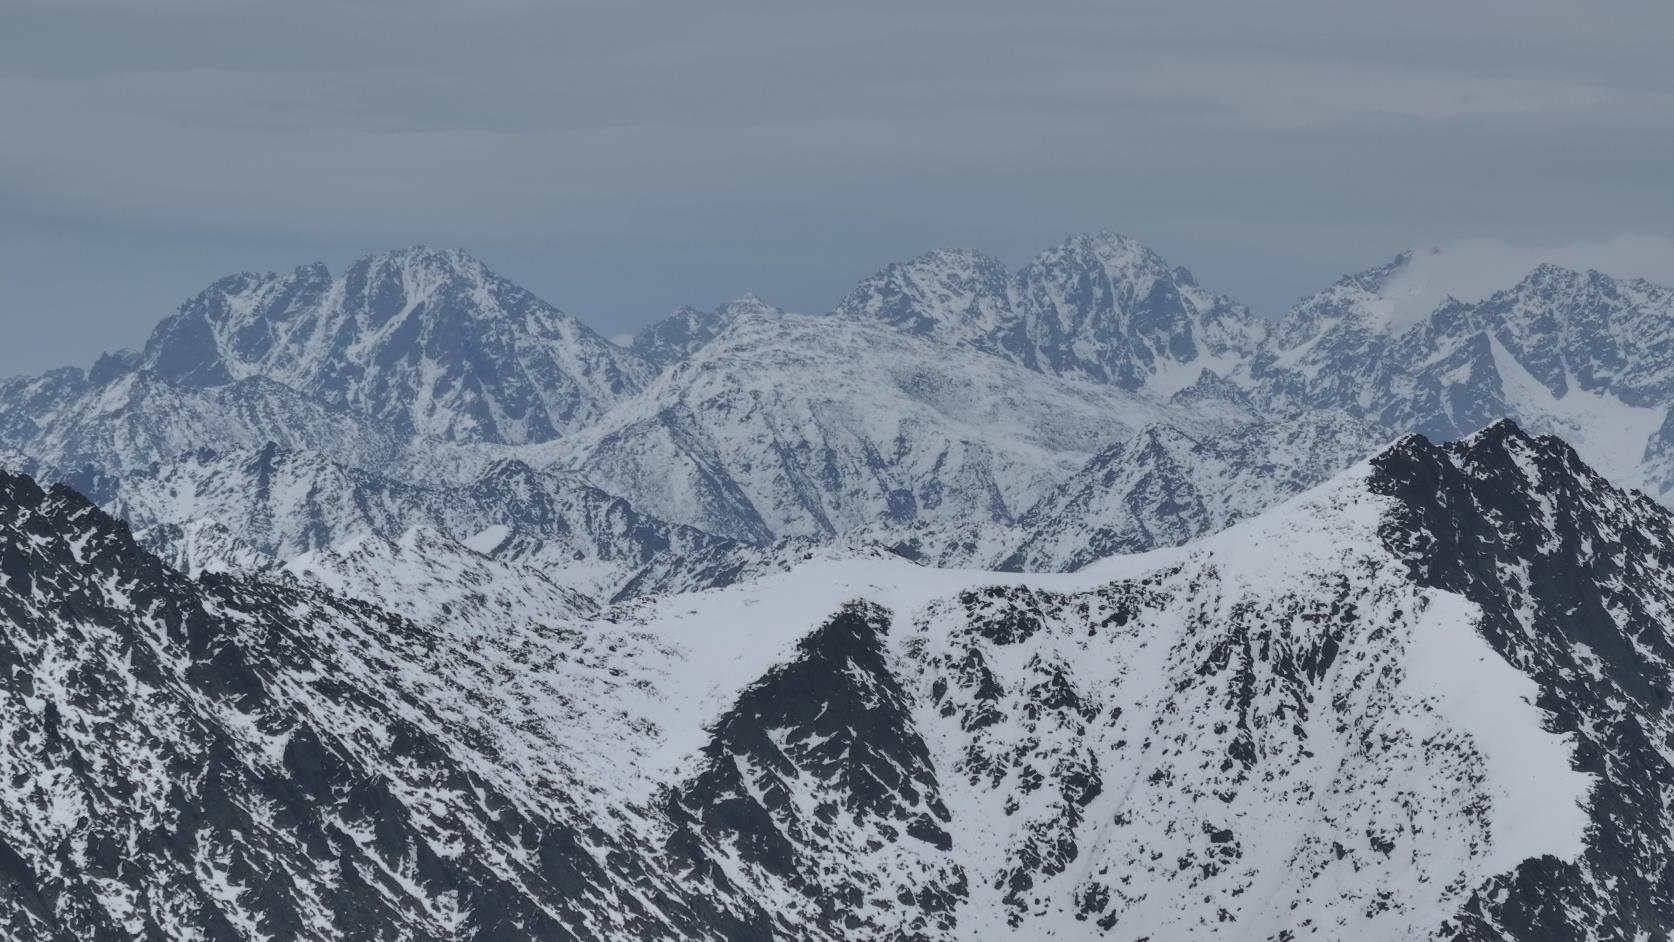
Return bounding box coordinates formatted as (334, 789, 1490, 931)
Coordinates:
(3, 0, 1672, 376)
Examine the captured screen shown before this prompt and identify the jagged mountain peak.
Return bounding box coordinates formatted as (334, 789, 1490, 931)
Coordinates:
(349, 242, 488, 270)
(1267, 249, 1442, 347)
(1030, 228, 1171, 273)
(834, 230, 1261, 394)
(1387, 416, 1603, 491)
(86, 348, 139, 385)
(1257, 248, 1674, 495)
(1018, 230, 1231, 309)
(119, 246, 655, 444)
(1494, 259, 1669, 312)
(335, 245, 516, 320)
(1012, 230, 1264, 391)
(1274, 248, 1671, 352)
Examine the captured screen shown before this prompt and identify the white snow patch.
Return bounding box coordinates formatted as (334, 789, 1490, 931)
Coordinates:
(463, 524, 511, 555)
(1402, 590, 1595, 870)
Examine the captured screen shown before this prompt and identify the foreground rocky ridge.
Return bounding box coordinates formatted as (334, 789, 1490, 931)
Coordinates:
(0, 424, 1668, 939)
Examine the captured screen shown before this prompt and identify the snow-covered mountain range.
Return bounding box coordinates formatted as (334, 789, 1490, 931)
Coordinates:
(4, 232, 1674, 939)
(10, 234, 1674, 548)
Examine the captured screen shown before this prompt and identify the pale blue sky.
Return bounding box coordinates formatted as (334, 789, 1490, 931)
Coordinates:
(3, 0, 1672, 376)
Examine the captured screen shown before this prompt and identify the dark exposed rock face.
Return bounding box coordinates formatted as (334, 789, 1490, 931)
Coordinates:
(0, 470, 814, 941)
(663, 604, 966, 941)
(1370, 421, 1674, 941)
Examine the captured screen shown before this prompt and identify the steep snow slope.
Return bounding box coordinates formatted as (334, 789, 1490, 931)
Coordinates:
(132, 246, 652, 444)
(546, 308, 1204, 542)
(835, 232, 1265, 396)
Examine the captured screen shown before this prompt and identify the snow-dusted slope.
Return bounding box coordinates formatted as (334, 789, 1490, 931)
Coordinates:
(0, 367, 92, 447)
(133, 246, 653, 444)
(630, 295, 783, 371)
(840, 410, 1385, 572)
(547, 307, 1203, 542)
(3, 423, 1671, 938)
(102, 442, 899, 603)
(135, 518, 282, 576)
(288, 526, 599, 621)
(102, 443, 754, 601)
(0, 372, 412, 498)
(999, 410, 1388, 571)
(835, 232, 1265, 396)
(1255, 254, 1674, 498)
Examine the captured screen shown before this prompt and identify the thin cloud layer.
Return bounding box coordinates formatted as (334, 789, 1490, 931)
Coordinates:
(0, 0, 1671, 376)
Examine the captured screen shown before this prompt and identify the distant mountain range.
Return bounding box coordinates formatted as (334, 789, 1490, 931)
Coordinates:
(7, 231, 1673, 575)
(3, 232, 1674, 938)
